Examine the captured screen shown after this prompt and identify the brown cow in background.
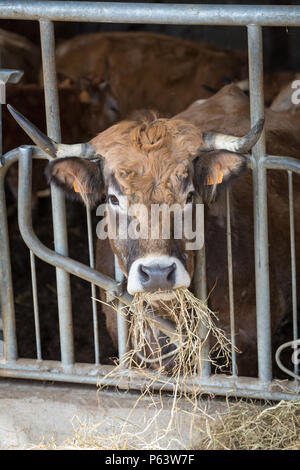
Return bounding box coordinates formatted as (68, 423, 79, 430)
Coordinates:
(55, 31, 248, 118)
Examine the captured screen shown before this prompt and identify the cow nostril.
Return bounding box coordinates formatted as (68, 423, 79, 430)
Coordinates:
(139, 262, 177, 291)
(167, 263, 176, 281)
(138, 264, 150, 282)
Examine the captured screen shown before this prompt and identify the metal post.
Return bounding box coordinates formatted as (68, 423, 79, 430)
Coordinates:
(248, 24, 272, 383)
(193, 195, 210, 377)
(114, 256, 128, 364)
(287, 171, 298, 377)
(0, 68, 23, 362)
(86, 206, 100, 364)
(39, 20, 74, 366)
(226, 188, 237, 377)
(0, 171, 17, 361)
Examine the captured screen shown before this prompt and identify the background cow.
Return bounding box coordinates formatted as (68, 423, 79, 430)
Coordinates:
(55, 31, 248, 118)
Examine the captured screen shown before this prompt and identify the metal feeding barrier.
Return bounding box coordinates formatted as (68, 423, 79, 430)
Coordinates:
(0, 1, 299, 400)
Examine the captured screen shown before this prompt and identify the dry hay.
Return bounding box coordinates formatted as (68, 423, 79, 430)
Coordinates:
(196, 399, 300, 450)
(129, 288, 234, 376)
(103, 287, 236, 384)
(32, 399, 300, 450)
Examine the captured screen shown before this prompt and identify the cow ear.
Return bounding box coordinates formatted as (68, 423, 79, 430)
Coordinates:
(193, 150, 247, 203)
(45, 157, 105, 207)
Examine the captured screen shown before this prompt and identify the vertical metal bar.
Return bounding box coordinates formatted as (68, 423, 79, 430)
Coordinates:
(193, 195, 210, 377)
(248, 24, 272, 383)
(39, 20, 74, 366)
(86, 206, 100, 364)
(0, 56, 17, 361)
(0, 171, 17, 361)
(288, 171, 298, 377)
(114, 256, 128, 364)
(29, 250, 42, 360)
(226, 188, 237, 376)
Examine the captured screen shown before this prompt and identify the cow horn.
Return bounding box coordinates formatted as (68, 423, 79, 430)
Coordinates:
(201, 118, 264, 153)
(7, 104, 96, 159)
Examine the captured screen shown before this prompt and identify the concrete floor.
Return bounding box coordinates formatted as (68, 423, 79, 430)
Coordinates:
(0, 378, 226, 449)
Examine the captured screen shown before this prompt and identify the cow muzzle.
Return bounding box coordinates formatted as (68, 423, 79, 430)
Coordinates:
(127, 255, 191, 296)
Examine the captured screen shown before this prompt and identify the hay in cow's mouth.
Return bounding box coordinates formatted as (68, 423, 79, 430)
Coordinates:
(128, 287, 236, 378)
(95, 287, 238, 388)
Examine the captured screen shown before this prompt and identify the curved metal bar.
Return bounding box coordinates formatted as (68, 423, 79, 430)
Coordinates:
(0, 146, 48, 177)
(262, 155, 300, 174)
(17, 146, 123, 296)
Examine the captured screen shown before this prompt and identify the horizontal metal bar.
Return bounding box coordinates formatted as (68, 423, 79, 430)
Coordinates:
(1, 1, 300, 26)
(0, 359, 299, 400)
(263, 155, 300, 174)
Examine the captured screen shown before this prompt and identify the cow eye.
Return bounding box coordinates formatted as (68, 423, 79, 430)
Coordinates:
(108, 194, 119, 206)
(186, 192, 194, 204)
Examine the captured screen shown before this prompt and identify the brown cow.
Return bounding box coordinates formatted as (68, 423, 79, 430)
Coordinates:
(7, 85, 268, 377)
(55, 31, 247, 118)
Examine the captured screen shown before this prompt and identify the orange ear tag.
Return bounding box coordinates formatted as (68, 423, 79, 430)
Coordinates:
(205, 164, 224, 186)
(73, 179, 80, 193)
(73, 179, 92, 194)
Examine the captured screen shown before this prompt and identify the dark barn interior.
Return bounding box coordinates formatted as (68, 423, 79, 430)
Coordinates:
(0, 0, 299, 378)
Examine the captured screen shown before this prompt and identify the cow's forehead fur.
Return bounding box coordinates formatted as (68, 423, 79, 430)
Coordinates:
(91, 117, 203, 203)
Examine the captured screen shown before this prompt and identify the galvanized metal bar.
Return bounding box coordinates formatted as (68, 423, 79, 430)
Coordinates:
(29, 250, 42, 360)
(287, 171, 298, 377)
(193, 194, 210, 377)
(1, 2, 300, 27)
(0, 171, 17, 361)
(86, 206, 100, 364)
(0, 358, 299, 401)
(226, 188, 237, 377)
(39, 19, 74, 366)
(248, 24, 272, 383)
(115, 256, 129, 364)
(263, 155, 300, 174)
(0, 70, 18, 362)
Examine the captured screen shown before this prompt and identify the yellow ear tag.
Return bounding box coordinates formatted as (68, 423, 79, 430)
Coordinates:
(205, 164, 224, 186)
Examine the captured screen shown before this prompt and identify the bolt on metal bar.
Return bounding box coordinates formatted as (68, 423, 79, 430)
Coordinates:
(248, 24, 272, 383)
(287, 171, 298, 377)
(1, 2, 300, 26)
(86, 206, 100, 364)
(29, 250, 42, 360)
(226, 188, 237, 377)
(39, 19, 74, 366)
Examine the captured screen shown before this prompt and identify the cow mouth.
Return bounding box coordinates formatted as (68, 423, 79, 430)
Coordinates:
(144, 289, 177, 302)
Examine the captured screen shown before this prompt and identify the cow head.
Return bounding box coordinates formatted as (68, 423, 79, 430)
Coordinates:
(8, 105, 263, 298)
